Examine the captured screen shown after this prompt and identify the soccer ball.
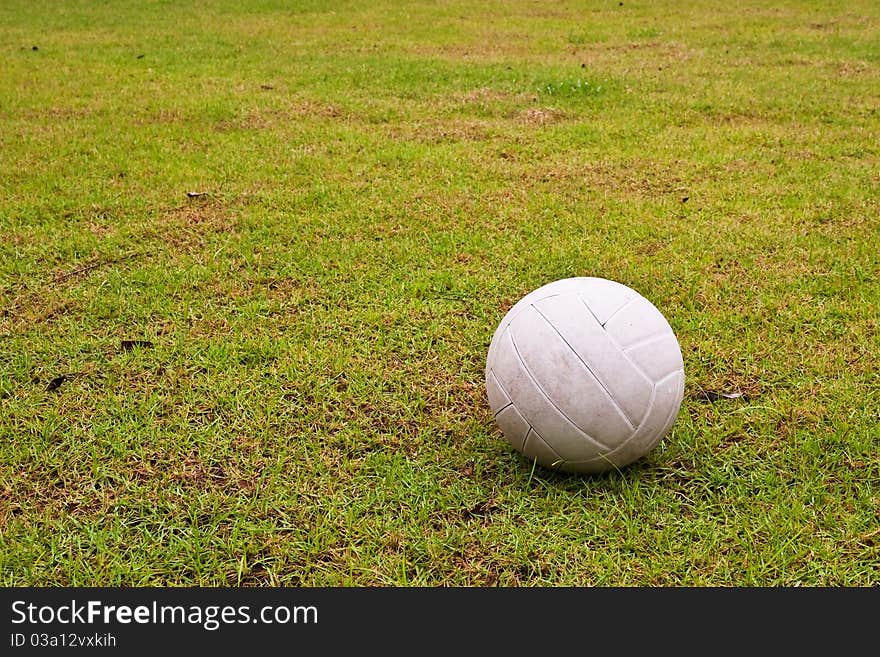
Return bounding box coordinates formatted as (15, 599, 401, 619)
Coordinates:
(485, 277, 684, 473)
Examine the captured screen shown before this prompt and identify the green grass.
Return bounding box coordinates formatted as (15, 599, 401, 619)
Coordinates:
(1, 0, 878, 586)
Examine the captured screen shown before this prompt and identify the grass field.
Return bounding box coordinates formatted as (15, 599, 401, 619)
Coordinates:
(1, 0, 878, 586)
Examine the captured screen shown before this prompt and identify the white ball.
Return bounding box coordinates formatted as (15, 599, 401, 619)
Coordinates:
(485, 277, 685, 474)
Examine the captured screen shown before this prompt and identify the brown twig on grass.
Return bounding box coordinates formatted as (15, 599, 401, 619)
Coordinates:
(54, 251, 141, 282)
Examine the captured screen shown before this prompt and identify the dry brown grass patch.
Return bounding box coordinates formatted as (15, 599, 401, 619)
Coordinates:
(517, 107, 567, 126)
(144, 201, 240, 251)
(524, 158, 687, 198)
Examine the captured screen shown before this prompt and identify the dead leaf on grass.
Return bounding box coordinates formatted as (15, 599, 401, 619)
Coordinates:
(693, 389, 746, 402)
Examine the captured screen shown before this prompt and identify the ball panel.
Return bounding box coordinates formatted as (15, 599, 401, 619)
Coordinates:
(491, 327, 609, 460)
(510, 305, 634, 447)
(485, 370, 512, 415)
(494, 404, 531, 452)
(610, 368, 684, 467)
(557, 454, 616, 474)
(561, 369, 683, 472)
(532, 294, 653, 426)
(603, 295, 674, 349)
(573, 277, 635, 325)
(521, 428, 563, 469)
(487, 278, 601, 354)
(652, 368, 685, 447)
(624, 333, 684, 383)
